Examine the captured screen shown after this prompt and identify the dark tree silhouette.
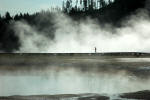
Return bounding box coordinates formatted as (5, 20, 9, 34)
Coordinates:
(100, 0, 106, 8)
(108, 0, 111, 4)
(14, 14, 20, 21)
(5, 12, 12, 23)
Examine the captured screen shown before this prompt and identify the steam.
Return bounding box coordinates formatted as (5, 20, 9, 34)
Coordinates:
(13, 9, 150, 53)
(2, 0, 150, 97)
(1, 63, 150, 96)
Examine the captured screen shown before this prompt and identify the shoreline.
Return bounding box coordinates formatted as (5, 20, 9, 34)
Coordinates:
(0, 52, 150, 58)
(0, 90, 150, 100)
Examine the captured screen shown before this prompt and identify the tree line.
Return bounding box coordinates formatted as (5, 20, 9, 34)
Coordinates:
(0, 0, 146, 52)
(62, 0, 114, 13)
(0, 11, 55, 52)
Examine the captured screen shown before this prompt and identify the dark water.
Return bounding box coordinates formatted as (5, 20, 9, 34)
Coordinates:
(0, 53, 150, 100)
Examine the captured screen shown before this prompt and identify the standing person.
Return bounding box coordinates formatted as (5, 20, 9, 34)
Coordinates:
(95, 47, 97, 53)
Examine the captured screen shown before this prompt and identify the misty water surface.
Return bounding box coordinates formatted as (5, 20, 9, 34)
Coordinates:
(1, 54, 150, 96)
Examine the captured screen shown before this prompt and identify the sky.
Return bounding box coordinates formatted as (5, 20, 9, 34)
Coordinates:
(0, 0, 62, 16)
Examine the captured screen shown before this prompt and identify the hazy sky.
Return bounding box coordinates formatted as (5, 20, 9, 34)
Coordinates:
(0, 0, 62, 16)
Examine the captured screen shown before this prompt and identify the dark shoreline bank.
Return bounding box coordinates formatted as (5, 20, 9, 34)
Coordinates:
(0, 90, 150, 100)
(0, 52, 150, 57)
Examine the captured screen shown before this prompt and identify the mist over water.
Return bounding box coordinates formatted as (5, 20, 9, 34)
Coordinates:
(1, 56, 150, 96)
(2, 1, 150, 99)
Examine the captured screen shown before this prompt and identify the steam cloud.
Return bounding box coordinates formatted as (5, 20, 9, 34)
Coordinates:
(2, 0, 150, 97)
(1, 64, 150, 96)
(13, 8, 150, 53)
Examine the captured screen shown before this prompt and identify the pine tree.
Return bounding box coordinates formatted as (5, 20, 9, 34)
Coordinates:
(0, 14, 1, 20)
(108, 0, 112, 4)
(100, 0, 106, 8)
(66, 0, 72, 12)
(83, 0, 87, 11)
(14, 14, 19, 20)
(5, 12, 12, 20)
(4, 12, 12, 23)
(91, 0, 93, 9)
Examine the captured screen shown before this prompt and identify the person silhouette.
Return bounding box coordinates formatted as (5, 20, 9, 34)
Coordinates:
(94, 47, 97, 53)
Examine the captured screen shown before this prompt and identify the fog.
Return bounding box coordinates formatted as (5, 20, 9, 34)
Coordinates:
(0, 65, 149, 96)
(13, 8, 150, 53)
(1, 56, 150, 96)
(2, 0, 150, 98)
